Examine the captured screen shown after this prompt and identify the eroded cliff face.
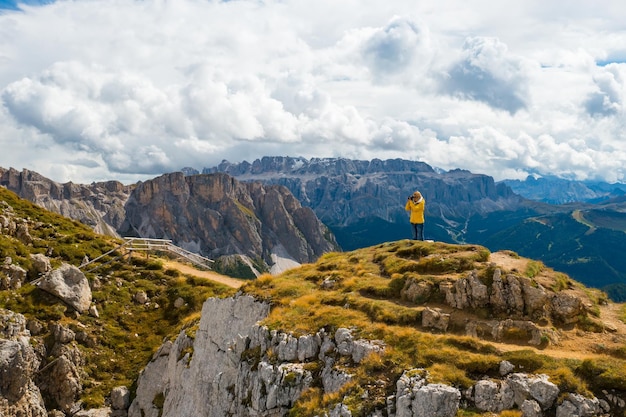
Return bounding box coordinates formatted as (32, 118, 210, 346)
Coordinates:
(129, 295, 391, 417)
(0, 167, 339, 273)
(129, 296, 613, 417)
(0, 167, 131, 236)
(118, 172, 339, 269)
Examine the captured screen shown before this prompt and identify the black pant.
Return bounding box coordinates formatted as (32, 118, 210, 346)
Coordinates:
(411, 223, 424, 240)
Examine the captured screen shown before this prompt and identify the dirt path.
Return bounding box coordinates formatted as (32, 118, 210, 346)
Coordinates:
(162, 259, 246, 289)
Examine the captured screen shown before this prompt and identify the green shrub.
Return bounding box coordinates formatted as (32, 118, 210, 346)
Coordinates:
(524, 260, 544, 278)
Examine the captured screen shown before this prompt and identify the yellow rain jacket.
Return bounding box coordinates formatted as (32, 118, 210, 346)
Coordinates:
(405, 197, 425, 224)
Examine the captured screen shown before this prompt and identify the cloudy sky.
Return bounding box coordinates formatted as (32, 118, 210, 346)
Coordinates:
(1, 0, 625, 184)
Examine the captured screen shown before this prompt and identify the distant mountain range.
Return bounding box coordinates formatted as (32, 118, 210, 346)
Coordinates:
(204, 157, 626, 300)
(501, 175, 626, 204)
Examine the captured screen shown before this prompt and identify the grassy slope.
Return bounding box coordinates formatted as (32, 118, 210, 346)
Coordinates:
(0, 187, 238, 407)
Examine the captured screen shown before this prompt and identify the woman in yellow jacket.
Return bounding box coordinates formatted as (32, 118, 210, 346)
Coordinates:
(405, 191, 425, 240)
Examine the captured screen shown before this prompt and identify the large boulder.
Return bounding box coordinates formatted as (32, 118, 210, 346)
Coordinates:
(551, 292, 584, 324)
(471, 379, 515, 412)
(395, 370, 461, 417)
(38, 264, 92, 313)
(506, 373, 559, 410)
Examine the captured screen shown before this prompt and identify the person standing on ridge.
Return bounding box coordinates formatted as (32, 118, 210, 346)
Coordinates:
(405, 191, 426, 240)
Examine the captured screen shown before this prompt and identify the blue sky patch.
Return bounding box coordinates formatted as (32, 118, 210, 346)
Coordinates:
(0, 0, 54, 11)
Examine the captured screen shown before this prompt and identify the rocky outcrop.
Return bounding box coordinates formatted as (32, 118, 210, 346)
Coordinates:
(129, 295, 386, 417)
(38, 263, 92, 313)
(441, 270, 489, 309)
(465, 319, 558, 346)
(556, 393, 605, 417)
(0, 167, 131, 236)
(467, 373, 560, 413)
(0, 309, 47, 417)
(29, 254, 51, 276)
(128, 295, 612, 417)
(0, 308, 97, 417)
(118, 172, 338, 272)
(413, 267, 593, 345)
(439, 269, 585, 325)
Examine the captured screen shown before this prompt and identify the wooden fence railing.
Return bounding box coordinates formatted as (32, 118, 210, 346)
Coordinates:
(79, 237, 214, 272)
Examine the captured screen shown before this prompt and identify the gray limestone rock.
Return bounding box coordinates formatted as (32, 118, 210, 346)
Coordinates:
(401, 279, 433, 304)
(297, 334, 321, 362)
(0, 310, 46, 417)
(127, 342, 172, 417)
(395, 370, 460, 417)
(555, 393, 601, 417)
(133, 291, 149, 305)
(472, 379, 515, 412)
(507, 373, 559, 410)
(29, 254, 51, 276)
(16, 222, 33, 245)
(111, 386, 130, 411)
(521, 399, 542, 417)
(51, 323, 76, 344)
(442, 270, 489, 310)
(38, 264, 92, 313)
(529, 375, 560, 410)
(39, 354, 82, 414)
(499, 360, 515, 376)
(326, 403, 352, 417)
(551, 292, 584, 324)
(421, 307, 450, 332)
(276, 333, 299, 361)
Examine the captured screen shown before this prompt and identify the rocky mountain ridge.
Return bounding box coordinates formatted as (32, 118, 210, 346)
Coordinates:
(118, 171, 338, 274)
(502, 175, 626, 204)
(204, 156, 523, 228)
(0, 167, 337, 276)
(0, 167, 131, 236)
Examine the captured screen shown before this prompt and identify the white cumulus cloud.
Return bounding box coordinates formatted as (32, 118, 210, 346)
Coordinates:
(0, 0, 626, 184)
